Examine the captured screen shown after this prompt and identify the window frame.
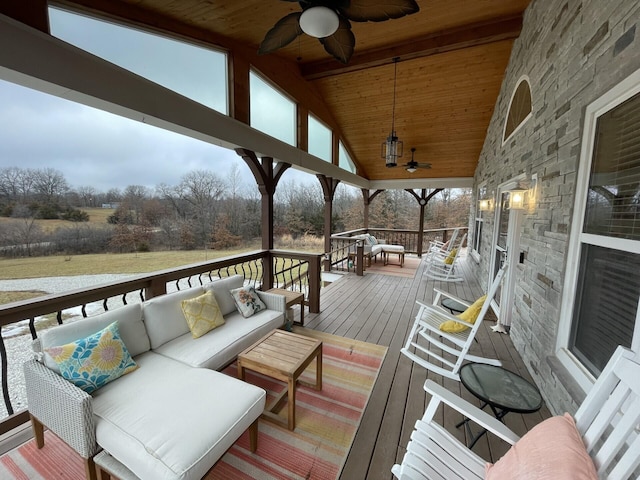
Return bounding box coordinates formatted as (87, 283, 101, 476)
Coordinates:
(556, 68, 640, 392)
(471, 182, 488, 263)
(249, 69, 297, 146)
(48, 4, 230, 115)
(307, 113, 333, 162)
(502, 75, 532, 145)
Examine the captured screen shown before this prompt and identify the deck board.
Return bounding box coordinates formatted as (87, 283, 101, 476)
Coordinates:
(306, 251, 552, 480)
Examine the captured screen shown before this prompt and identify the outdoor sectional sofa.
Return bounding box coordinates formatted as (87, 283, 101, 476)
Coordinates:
(23, 274, 287, 480)
(351, 233, 405, 267)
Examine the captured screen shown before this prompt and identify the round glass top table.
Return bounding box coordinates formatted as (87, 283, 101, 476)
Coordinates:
(441, 297, 467, 314)
(458, 362, 543, 447)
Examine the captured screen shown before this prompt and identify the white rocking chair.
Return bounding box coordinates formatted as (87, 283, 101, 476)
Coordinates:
(423, 233, 467, 282)
(392, 345, 640, 480)
(425, 228, 460, 261)
(402, 262, 507, 381)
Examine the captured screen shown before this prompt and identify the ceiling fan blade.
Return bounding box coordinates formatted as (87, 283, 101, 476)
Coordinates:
(339, 0, 419, 22)
(319, 17, 355, 64)
(258, 12, 303, 55)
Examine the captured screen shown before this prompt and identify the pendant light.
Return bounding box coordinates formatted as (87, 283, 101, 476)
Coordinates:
(382, 57, 403, 167)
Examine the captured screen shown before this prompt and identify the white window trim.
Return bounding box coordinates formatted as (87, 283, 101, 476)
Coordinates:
(556, 67, 640, 393)
(470, 181, 488, 263)
(502, 75, 533, 146)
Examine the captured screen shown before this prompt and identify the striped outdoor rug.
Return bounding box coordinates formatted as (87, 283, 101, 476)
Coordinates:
(1, 328, 386, 480)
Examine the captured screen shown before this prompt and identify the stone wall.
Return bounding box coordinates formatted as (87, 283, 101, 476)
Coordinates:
(473, 0, 639, 414)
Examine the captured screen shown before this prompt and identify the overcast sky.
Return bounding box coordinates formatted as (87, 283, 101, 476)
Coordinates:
(0, 78, 320, 194)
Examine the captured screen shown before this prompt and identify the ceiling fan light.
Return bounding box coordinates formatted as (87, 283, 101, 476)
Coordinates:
(406, 166, 417, 173)
(299, 6, 339, 38)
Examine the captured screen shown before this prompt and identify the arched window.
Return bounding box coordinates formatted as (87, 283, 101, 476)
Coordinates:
(503, 77, 532, 143)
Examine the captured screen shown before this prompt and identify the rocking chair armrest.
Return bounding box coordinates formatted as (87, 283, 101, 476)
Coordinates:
(23, 359, 98, 459)
(423, 380, 520, 445)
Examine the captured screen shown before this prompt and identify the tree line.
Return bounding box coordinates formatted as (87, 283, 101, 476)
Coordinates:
(0, 166, 470, 257)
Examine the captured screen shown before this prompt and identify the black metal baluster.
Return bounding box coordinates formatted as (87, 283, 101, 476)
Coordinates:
(0, 332, 14, 415)
(29, 318, 37, 340)
(57, 311, 63, 325)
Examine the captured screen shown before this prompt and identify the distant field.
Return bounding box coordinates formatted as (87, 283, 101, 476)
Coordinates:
(0, 207, 114, 233)
(0, 248, 258, 280)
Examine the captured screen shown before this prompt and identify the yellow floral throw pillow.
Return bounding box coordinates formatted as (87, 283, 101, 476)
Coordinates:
(45, 321, 138, 394)
(181, 291, 225, 338)
(439, 295, 487, 333)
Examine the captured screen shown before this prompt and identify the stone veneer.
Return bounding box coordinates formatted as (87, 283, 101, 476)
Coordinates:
(472, 0, 639, 414)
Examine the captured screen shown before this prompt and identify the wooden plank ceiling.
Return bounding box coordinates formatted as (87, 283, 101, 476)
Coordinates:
(56, 0, 532, 183)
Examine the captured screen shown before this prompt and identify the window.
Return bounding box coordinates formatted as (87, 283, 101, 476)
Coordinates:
(339, 141, 356, 173)
(559, 72, 640, 384)
(308, 115, 332, 162)
(49, 6, 228, 114)
(249, 71, 296, 146)
(471, 183, 488, 261)
(503, 77, 532, 143)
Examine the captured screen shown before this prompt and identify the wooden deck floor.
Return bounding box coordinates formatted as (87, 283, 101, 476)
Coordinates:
(307, 252, 552, 480)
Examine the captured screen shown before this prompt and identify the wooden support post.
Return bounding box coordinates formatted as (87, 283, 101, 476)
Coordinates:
(307, 254, 322, 313)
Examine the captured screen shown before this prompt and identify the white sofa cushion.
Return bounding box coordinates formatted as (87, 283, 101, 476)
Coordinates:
(203, 275, 244, 316)
(143, 286, 204, 349)
(93, 352, 265, 480)
(38, 303, 148, 373)
(154, 309, 283, 370)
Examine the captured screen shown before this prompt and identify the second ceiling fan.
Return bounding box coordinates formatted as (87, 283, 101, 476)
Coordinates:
(401, 148, 431, 173)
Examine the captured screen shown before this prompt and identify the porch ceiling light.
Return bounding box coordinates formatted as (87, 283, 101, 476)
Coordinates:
(382, 57, 403, 167)
(299, 6, 340, 38)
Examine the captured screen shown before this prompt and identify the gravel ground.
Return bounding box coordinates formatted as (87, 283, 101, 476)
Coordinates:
(0, 274, 138, 418)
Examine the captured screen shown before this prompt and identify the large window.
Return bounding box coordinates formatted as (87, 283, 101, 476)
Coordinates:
(471, 183, 488, 261)
(339, 141, 356, 173)
(560, 72, 640, 383)
(249, 71, 296, 146)
(49, 6, 228, 114)
(308, 115, 332, 162)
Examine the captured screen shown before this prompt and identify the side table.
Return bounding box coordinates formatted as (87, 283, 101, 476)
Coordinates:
(441, 297, 467, 314)
(265, 288, 305, 326)
(458, 362, 542, 448)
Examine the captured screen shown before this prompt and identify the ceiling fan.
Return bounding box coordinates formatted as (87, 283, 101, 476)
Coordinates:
(258, 0, 420, 64)
(401, 147, 431, 173)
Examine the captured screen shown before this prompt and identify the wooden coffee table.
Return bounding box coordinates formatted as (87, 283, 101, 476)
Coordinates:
(237, 329, 322, 431)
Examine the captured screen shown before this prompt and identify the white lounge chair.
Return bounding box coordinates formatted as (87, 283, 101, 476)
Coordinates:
(402, 262, 507, 381)
(392, 345, 640, 480)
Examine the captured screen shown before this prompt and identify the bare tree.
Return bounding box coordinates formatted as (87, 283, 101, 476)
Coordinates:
(33, 167, 69, 204)
(76, 185, 97, 207)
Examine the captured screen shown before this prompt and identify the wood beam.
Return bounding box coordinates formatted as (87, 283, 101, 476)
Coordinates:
(0, 0, 49, 33)
(317, 175, 340, 260)
(301, 14, 523, 80)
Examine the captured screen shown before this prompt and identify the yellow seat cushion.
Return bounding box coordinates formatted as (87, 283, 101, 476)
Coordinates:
(439, 295, 487, 333)
(444, 248, 458, 265)
(181, 291, 225, 338)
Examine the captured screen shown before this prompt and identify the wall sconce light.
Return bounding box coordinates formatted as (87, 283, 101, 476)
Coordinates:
(478, 198, 492, 211)
(507, 183, 528, 210)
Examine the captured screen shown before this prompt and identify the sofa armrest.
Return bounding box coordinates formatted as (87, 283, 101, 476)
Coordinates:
(23, 359, 98, 459)
(256, 291, 287, 313)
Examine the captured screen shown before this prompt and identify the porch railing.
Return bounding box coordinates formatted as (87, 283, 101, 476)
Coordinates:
(327, 227, 467, 274)
(0, 249, 322, 436)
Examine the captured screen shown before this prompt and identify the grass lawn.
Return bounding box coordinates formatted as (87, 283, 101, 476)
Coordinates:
(0, 249, 258, 280)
